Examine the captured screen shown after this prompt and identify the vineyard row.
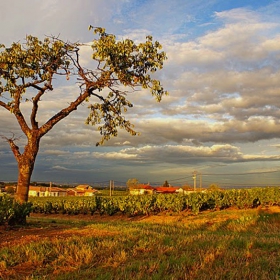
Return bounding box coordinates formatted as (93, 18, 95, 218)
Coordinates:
(30, 187, 280, 216)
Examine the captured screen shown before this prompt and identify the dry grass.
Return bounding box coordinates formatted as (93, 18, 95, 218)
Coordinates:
(0, 206, 280, 279)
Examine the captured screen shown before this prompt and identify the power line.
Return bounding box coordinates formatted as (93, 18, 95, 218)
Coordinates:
(203, 170, 279, 176)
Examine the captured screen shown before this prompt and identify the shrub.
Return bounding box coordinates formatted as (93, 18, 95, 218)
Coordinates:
(0, 194, 32, 225)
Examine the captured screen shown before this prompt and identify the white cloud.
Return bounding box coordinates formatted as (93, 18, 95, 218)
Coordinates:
(2, 1, 280, 185)
(214, 8, 260, 24)
(51, 165, 69, 171)
(93, 151, 137, 160)
(89, 143, 280, 165)
(41, 150, 71, 156)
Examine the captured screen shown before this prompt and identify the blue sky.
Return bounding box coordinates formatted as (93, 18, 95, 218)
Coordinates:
(1, 0, 280, 188)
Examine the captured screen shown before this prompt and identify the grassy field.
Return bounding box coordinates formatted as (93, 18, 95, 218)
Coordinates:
(0, 207, 280, 280)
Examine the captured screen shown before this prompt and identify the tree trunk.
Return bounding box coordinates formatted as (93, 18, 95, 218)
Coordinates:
(15, 134, 40, 203)
(16, 161, 35, 203)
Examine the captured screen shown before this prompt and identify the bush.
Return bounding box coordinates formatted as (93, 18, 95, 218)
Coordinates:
(5, 186, 16, 194)
(0, 194, 32, 225)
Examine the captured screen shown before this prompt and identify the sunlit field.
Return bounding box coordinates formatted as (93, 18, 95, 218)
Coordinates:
(1, 206, 280, 280)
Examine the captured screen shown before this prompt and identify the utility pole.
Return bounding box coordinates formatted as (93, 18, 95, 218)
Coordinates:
(112, 180, 114, 194)
(199, 173, 202, 190)
(109, 180, 112, 197)
(193, 171, 197, 191)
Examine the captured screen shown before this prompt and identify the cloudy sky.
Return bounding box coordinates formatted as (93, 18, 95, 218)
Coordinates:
(1, 0, 280, 188)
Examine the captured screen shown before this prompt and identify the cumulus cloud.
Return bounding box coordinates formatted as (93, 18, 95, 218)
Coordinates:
(1, 1, 280, 185)
(90, 144, 280, 165)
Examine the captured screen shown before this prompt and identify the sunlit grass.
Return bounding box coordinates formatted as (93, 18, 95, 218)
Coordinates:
(0, 207, 280, 279)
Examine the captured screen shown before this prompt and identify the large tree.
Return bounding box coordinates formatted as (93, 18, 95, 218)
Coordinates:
(0, 27, 167, 203)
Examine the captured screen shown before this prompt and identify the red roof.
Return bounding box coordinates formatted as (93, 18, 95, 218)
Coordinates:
(154, 187, 180, 193)
(29, 186, 67, 192)
(130, 184, 154, 190)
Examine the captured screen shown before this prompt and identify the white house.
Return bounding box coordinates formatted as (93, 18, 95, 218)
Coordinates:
(28, 186, 67, 197)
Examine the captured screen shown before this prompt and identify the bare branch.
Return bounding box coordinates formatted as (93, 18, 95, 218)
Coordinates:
(0, 132, 22, 142)
(31, 84, 44, 91)
(1, 133, 22, 160)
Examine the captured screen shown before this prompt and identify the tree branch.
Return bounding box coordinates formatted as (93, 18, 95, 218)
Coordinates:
(30, 81, 53, 129)
(1, 134, 22, 161)
(38, 85, 98, 137)
(12, 90, 31, 136)
(30, 90, 44, 129)
(0, 100, 11, 111)
(23, 79, 45, 90)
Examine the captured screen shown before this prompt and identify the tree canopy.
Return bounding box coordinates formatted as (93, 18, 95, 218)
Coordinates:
(126, 178, 140, 189)
(0, 27, 168, 202)
(163, 180, 170, 187)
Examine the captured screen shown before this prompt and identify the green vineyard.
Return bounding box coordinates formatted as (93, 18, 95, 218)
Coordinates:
(30, 187, 280, 216)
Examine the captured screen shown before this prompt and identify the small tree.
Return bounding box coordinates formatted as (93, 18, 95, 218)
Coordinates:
(208, 184, 220, 191)
(163, 180, 170, 187)
(181, 184, 192, 190)
(126, 178, 140, 190)
(5, 186, 16, 194)
(0, 27, 168, 203)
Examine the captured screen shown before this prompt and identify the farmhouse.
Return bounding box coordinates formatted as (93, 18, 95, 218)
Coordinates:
(129, 184, 199, 195)
(129, 184, 155, 195)
(28, 186, 67, 197)
(76, 184, 93, 190)
(28, 184, 98, 197)
(67, 185, 98, 196)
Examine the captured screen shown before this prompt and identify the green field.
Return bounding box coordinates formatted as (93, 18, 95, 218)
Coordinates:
(1, 206, 280, 280)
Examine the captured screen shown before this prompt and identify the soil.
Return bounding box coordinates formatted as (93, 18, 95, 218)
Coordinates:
(0, 213, 132, 248)
(1, 206, 280, 248)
